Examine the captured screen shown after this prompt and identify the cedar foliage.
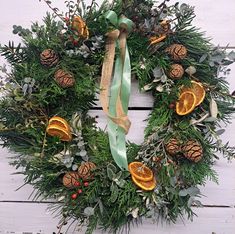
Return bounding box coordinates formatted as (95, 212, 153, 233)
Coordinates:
(0, 0, 235, 233)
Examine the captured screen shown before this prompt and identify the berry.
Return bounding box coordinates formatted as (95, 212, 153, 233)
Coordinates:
(77, 189, 83, 194)
(74, 181, 80, 187)
(84, 182, 89, 187)
(169, 103, 175, 109)
(73, 40, 79, 46)
(71, 193, 78, 200)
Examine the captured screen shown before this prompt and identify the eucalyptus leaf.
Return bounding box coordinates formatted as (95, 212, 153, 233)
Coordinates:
(131, 207, 139, 218)
(107, 164, 117, 173)
(14, 96, 25, 101)
(110, 184, 119, 203)
(185, 66, 196, 75)
(216, 129, 225, 136)
(179, 189, 188, 197)
(27, 85, 33, 95)
(179, 187, 200, 197)
(22, 83, 28, 96)
(209, 61, 215, 67)
(160, 74, 167, 83)
(180, 3, 189, 14)
(210, 98, 218, 118)
(98, 199, 104, 214)
(107, 167, 115, 180)
(204, 117, 217, 122)
(143, 84, 152, 91)
(79, 150, 87, 157)
(186, 187, 200, 196)
(84, 207, 95, 216)
(114, 171, 122, 181)
(152, 67, 163, 78)
(156, 84, 164, 92)
(228, 51, 235, 61)
(199, 53, 208, 63)
(24, 77, 32, 83)
(116, 179, 126, 188)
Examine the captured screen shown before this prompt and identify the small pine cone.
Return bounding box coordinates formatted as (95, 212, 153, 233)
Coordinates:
(165, 138, 181, 156)
(40, 49, 59, 67)
(169, 64, 184, 79)
(78, 162, 96, 181)
(182, 140, 203, 162)
(54, 69, 75, 88)
(62, 172, 80, 188)
(166, 44, 187, 61)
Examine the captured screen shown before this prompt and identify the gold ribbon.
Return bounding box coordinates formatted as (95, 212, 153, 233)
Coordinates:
(100, 29, 131, 134)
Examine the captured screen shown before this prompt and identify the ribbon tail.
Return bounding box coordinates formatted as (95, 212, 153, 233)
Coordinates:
(108, 55, 128, 170)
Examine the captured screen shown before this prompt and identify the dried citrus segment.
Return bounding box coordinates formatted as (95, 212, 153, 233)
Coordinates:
(128, 162, 153, 182)
(181, 81, 206, 106)
(72, 16, 89, 39)
(131, 175, 156, 191)
(46, 124, 72, 141)
(149, 35, 166, 45)
(176, 91, 196, 116)
(49, 116, 71, 132)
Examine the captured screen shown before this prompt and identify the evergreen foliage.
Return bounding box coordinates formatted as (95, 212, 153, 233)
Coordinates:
(0, 0, 235, 233)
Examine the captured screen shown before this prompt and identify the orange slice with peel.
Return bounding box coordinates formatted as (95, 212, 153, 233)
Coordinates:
(131, 175, 156, 191)
(71, 16, 89, 39)
(181, 81, 206, 106)
(48, 116, 71, 132)
(46, 124, 72, 141)
(128, 162, 153, 182)
(176, 91, 196, 116)
(149, 35, 166, 45)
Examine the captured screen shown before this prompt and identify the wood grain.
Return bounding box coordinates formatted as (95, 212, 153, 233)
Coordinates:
(0, 0, 235, 46)
(0, 203, 234, 233)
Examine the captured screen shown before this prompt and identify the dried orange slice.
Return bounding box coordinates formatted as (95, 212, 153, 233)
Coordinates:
(181, 81, 206, 106)
(128, 162, 153, 182)
(71, 16, 89, 39)
(48, 116, 71, 132)
(131, 175, 156, 191)
(149, 35, 166, 45)
(176, 91, 196, 116)
(46, 124, 72, 141)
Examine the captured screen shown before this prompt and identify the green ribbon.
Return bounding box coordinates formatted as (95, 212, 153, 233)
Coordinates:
(105, 11, 133, 170)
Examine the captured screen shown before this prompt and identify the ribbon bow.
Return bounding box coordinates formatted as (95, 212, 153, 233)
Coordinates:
(100, 11, 133, 170)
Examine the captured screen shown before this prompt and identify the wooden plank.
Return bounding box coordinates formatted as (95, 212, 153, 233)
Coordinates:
(0, 0, 235, 46)
(0, 202, 234, 234)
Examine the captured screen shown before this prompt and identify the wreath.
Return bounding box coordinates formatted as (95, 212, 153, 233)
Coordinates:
(1, 0, 235, 233)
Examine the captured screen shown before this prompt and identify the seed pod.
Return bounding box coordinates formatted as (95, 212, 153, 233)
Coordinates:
(168, 64, 184, 79)
(40, 49, 59, 67)
(54, 69, 75, 88)
(166, 44, 187, 61)
(182, 140, 203, 162)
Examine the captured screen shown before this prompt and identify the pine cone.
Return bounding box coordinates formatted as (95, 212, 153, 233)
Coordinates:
(78, 162, 96, 181)
(165, 138, 181, 156)
(62, 172, 80, 188)
(169, 64, 184, 79)
(182, 140, 203, 162)
(40, 49, 59, 67)
(54, 69, 75, 88)
(166, 44, 187, 61)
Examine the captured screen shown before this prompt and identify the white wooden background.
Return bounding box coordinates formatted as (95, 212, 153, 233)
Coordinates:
(0, 0, 235, 233)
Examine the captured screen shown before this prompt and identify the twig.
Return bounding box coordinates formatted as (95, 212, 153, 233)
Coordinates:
(42, 0, 65, 22)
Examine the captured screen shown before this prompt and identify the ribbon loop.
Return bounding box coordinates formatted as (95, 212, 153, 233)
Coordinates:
(99, 11, 133, 170)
